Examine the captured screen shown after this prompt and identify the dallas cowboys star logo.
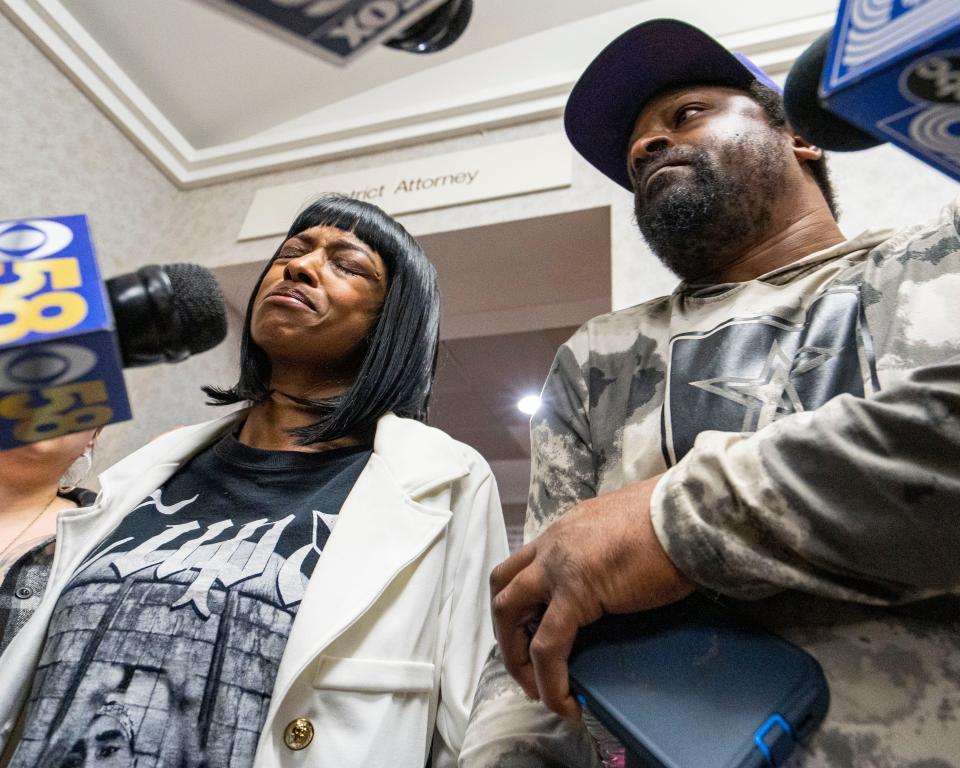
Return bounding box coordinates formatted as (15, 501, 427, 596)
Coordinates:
(664, 288, 875, 465)
(689, 341, 837, 431)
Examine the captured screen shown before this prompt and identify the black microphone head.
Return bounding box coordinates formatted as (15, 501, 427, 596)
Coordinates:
(383, 0, 471, 54)
(784, 31, 884, 152)
(162, 263, 228, 356)
(108, 263, 227, 367)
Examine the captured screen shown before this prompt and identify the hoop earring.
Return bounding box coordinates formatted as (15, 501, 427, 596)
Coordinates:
(59, 450, 93, 494)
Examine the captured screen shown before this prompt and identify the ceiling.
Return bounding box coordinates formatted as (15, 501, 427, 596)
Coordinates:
(59, 0, 641, 148)
(5, 0, 837, 185)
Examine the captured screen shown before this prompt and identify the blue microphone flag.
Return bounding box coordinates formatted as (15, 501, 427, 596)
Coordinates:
(0, 215, 131, 449)
(821, 0, 960, 181)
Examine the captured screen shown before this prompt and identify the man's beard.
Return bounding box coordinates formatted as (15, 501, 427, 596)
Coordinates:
(633, 133, 788, 283)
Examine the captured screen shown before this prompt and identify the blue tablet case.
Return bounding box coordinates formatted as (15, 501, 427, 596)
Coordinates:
(568, 595, 830, 768)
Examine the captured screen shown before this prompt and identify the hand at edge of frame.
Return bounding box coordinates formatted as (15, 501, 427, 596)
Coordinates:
(489, 474, 695, 721)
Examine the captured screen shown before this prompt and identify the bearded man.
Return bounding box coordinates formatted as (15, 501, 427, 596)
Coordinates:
(461, 18, 960, 768)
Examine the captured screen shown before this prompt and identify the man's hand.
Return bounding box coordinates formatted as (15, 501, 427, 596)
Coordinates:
(490, 474, 695, 721)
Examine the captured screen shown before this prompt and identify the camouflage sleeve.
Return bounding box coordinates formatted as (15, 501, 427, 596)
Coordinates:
(460, 332, 604, 768)
(525, 333, 597, 540)
(651, 196, 960, 604)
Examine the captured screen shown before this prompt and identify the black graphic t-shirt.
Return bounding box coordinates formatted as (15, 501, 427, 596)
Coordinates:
(10, 433, 371, 768)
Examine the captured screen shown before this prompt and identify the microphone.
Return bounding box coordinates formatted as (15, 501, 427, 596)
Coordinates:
(383, 0, 471, 54)
(201, 0, 472, 65)
(0, 215, 227, 449)
(783, 32, 882, 152)
(107, 264, 227, 367)
(782, 1, 960, 181)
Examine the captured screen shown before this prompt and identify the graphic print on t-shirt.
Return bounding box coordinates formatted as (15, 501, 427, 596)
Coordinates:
(10, 436, 370, 768)
(663, 285, 878, 465)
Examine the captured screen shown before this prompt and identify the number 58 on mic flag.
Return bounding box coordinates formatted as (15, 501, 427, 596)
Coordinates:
(199, 0, 447, 65)
(0, 215, 130, 449)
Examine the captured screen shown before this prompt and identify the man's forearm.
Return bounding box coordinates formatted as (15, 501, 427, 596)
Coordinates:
(653, 356, 960, 603)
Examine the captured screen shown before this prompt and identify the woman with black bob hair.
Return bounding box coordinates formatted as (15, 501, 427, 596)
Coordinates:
(1, 196, 509, 768)
(205, 195, 441, 442)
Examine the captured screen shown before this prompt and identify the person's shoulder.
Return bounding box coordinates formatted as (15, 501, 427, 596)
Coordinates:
(427, 422, 493, 478)
(565, 295, 673, 350)
(388, 415, 487, 458)
(540, 296, 673, 387)
(867, 192, 960, 266)
(375, 414, 493, 485)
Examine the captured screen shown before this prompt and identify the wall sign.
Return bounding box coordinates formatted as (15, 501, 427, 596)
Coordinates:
(237, 134, 573, 241)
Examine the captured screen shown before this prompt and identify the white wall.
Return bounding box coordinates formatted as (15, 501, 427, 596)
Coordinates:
(0, 14, 177, 275)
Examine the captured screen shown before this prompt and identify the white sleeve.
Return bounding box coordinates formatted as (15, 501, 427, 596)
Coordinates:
(432, 457, 510, 767)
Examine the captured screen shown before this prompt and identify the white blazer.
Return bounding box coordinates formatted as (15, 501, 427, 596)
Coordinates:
(0, 411, 509, 767)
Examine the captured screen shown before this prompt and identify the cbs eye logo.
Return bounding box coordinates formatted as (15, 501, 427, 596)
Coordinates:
(0, 219, 87, 346)
(0, 344, 111, 442)
(897, 52, 960, 168)
(0, 344, 98, 391)
(0, 219, 74, 262)
(903, 53, 960, 106)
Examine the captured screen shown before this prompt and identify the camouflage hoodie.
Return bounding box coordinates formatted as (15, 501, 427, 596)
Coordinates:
(461, 195, 960, 768)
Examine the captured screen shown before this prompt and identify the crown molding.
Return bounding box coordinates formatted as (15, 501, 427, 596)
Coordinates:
(3, 0, 834, 189)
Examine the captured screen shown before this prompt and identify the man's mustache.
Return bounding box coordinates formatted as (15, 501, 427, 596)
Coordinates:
(633, 148, 709, 201)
